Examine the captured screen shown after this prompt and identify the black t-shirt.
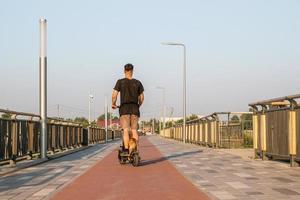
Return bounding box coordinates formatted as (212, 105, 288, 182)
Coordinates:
(114, 78, 144, 117)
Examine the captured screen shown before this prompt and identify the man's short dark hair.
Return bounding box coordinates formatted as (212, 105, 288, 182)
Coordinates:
(124, 63, 134, 71)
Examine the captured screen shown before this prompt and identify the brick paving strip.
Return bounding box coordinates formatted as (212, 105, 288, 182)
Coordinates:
(51, 136, 211, 200)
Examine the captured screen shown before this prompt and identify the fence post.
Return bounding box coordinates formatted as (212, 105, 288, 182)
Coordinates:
(205, 122, 208, 147)
(289, 110, 298, 167)
(10, 116, 17, 166)
(28, 120, 34, 159)
(252, 114, 259, 159)
(260, 113, 267, 160)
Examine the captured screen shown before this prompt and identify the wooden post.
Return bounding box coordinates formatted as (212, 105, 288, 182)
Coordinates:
(260, 114, 267, 160)
(252, 114, 259, 159)
(289, 110, 298, 167)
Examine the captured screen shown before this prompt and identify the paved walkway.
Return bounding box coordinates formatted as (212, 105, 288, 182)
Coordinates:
(149, 136, 300, 200)
(2, 135, 300, 200)
(0, 141, 119, 200)
(51, 136, 209, 200)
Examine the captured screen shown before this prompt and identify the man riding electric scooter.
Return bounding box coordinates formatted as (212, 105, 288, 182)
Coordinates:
(112, 63, 144, 164)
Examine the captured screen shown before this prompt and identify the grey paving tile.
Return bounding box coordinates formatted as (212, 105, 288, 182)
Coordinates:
(272, 188, 300, 195)
(148, 135, 300, 200)
(246, 191, 264, 195)
(272, 177, 295, 183)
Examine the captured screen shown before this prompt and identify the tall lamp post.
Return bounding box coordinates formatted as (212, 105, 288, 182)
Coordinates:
(161, 42, 187, 143)
(156, 86, 166, 136)
(40, 18, 47, 158)
(88, 94, 94, 125)
(105, 96, 108, 141)
(87, 94, 94, 144)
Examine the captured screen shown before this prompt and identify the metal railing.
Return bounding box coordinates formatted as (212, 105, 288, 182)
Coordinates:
(161, 112, 253, 149)
(249, 94, 300, 167)
(0, 109, 122, 165)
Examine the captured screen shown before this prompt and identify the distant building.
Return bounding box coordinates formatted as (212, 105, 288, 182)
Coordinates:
(160, 115, 203, 122)
(97, 119, 120, 129)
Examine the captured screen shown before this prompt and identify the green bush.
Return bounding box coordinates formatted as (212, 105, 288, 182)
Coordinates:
(243, 131, 253, 148)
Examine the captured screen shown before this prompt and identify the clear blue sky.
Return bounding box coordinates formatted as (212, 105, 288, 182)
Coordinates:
(1, 0, 300, 120)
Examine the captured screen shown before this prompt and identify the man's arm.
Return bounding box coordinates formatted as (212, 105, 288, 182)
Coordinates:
(138, 92, 144, 107)
(112, 89, 119, 109)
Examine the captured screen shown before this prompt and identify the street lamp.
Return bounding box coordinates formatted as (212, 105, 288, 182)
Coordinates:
(161, 42, 187, 143)
(156, 86, 166, 136)
(40, 18, 47, 158)
(88, 94, 94, 125)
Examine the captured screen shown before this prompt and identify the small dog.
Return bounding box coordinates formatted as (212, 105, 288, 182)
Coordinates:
(128, 138, 137, 155)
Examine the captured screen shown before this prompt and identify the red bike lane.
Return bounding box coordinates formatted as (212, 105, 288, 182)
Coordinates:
(51, 137, 211, 200)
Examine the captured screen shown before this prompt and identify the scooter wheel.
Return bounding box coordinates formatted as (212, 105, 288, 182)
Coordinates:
(119, 159, 126, 165)
(132, 153, 139, 167)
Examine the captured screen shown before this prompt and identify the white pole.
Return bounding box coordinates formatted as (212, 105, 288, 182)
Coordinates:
(88, 94, 94, 125)
(183, 45, 186, 143)
(57, 104, 60, 119)
(88, 97, 91, 124)
(161, 42, 186, 143)
(152, 118, 155, 134)
(163, 88, 166, 136)
(39, 18, 47, 159)
(109, 104, 112, 129)
(105, 96, 108, 141)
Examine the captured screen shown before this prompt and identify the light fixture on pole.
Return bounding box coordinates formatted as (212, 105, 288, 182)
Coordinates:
(161, 42, 187, 143)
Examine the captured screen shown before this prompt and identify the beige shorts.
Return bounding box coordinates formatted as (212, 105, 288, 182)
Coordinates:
(120, 115, 139, 130)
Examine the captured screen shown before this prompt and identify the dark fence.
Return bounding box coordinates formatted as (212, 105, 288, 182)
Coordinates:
(0, 109, 122, 165)
(249, 94, 300, 167)
(161, 112, 253, 149)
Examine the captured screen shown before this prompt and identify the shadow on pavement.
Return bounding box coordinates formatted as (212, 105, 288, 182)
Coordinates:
(139, 142, 176, 149)
(139, 150, 203, 167)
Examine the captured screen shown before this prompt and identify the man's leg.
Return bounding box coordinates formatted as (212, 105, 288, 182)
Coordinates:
(131, 115, 139, 149)
(120, 115, 130, 150)
(123, 128, 129, 150)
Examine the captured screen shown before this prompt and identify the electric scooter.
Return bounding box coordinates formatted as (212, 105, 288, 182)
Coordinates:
(114, 105, 140, 167)
(118, 138, 140, 167)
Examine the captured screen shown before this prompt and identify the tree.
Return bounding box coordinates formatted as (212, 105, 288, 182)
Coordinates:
(175, 119, 183, 124)
(187, 114, 198, 121)
(166, 121, 174, 128)
(1, 113, 12, 119)
(66, 118, 73, 122)
(97, 112, 116, 120)
(231, 115, 239, 122)
(74, 117, 89, 128)
(241, 114, 253, 130)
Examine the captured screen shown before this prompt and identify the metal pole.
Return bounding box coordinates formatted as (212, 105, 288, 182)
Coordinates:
(152, 118, 155, 134)
(161, 42, 186, 143)
(57, 104, 60, 119)
(105, 96, 108, 141)
(39, 18, 47, 159)
(88, 97, 91, 124)
(88, 94, 94, 125)
(227, 113, 230, 149)
(109, 104, 112, 129)
(163, 88, 166, 136)
(183, 45, 186, 143)
(159, 111, 161, 135)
